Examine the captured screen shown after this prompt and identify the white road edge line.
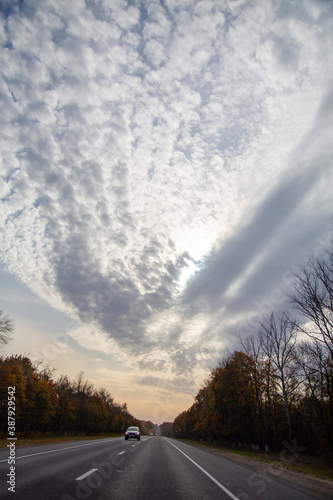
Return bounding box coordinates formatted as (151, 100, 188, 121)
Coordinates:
(166, 440, 239, 500)
(76, 468, 98, 481)
(0, 439, 113, 463)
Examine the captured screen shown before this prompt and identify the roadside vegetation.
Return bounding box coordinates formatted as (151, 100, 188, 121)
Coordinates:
(172, 239, 333, 464)
(0, 356, 140, 439)
(181, 439, 333, 480)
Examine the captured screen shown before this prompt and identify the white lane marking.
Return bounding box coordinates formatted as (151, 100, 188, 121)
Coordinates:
(76, 468, 98, 481)
(131, 445, 136, 447)
(0, 439, 116, 463)
(118, 451, 126, 455)
(166, 440, 239, 500)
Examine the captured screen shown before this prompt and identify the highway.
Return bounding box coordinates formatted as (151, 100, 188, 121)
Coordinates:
(0, 436, 332, 499)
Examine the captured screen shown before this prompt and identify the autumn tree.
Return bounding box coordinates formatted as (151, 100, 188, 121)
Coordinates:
(173, 410, 188, 439)
(192, 386, 211, 441)
(209, 352, 259, 443)
(0, 355, 27, 433)
(172, 352, 264, 445)
(0, 355, 58, 434)
(54, 375, 76, 434)
(73, 372, 99, 434)
(0, 356, 140, 437)
(98, 387, 116, 433)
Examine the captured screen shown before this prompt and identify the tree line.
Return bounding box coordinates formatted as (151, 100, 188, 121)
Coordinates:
(173, 240, 333, 459)
(0, 355, 141, 436)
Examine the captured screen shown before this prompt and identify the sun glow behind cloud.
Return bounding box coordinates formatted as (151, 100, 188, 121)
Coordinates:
(1, 0, 333, 419)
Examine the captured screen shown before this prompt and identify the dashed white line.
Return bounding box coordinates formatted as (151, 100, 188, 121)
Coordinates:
(166, 440, 239, 500)
(118, 451, 126, 455)
(76, 468, 98, 481)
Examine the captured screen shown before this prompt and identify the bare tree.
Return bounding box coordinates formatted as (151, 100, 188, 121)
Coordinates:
(288, 240, 333, 451)
(289, 246, 333, 357)
(0, 309, 14, 347)
(258, 312, 300, 445)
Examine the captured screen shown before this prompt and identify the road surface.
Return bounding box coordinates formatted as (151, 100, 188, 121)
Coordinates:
(0, 436, 332, 499)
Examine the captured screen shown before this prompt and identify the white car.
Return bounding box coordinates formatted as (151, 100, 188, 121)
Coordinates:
(125, 426, 141, 440)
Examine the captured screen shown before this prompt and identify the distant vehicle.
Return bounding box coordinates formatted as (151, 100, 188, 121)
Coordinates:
(150, 433, 154, 436)
(125, 426, 141, 440)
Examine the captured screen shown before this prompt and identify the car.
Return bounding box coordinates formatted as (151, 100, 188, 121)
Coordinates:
(125, 426, 141, 440)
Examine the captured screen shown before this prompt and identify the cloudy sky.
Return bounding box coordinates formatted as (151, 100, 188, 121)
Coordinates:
(1, 0, 333, 423)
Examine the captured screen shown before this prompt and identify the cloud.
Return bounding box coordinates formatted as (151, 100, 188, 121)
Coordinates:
(183, 134, 333, 313)
(1, 0, 333, 389)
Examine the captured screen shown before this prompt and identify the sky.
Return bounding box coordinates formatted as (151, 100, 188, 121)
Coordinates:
(0, 0, 333, 424)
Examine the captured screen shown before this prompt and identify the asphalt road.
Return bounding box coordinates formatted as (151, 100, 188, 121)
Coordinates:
(0, 436, 332, 499)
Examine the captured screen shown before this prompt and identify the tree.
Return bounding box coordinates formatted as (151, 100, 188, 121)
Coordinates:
(32, 378, 58, 432)
(0, 355, 140, 437)
(289, 240, 333, 453)
(0, 355, 27, 432)
(192, 386, 211, 441)
(73, 372, 95, 434)
(0, 355, 58, 434)
(289, 246, 333, 356)
(98, 387, 114, 408)
(239, 333, 273, 449)
(297, 341, 333, 453)
(173, 410, 188, 439)
(0, 310, 14, 347)
(258, 313, 300, 445)
(54, 375, 76, 434)
(211, 352, 259, 443)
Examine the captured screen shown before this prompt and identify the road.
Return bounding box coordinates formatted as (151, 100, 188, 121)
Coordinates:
(0, 436, 332, 499)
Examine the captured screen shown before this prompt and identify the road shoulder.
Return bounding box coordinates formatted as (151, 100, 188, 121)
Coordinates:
(177, 440, 333, 500)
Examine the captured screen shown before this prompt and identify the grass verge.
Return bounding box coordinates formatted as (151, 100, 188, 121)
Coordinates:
(0, 434, 121, 448)
(181, 439, 333, 481)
